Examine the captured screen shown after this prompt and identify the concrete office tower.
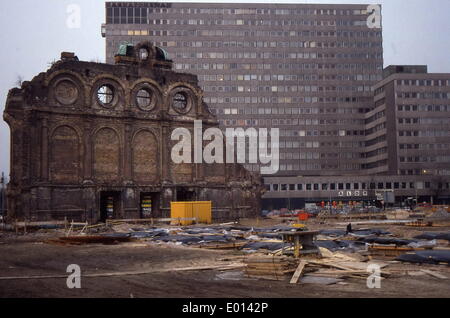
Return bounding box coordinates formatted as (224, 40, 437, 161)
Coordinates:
(372, 66, 450, 178)
(102, 3, 450, 207)
(263, 66, 450, 207)
(102, 2, 384, 177)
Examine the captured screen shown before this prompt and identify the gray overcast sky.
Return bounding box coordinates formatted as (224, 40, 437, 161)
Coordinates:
(1, 0, 450, 176)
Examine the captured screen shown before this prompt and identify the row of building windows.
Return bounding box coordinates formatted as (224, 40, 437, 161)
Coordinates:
(276, 151, 360, 159)
(243, 141, 363, 149)
(220, 109, 366, 125)
(170, 40, 381, 49)
(365, 135, 386, 147)
(219, 115, 366, 126)
(396, 79, 450, 87)
(174, 52, 382, 61)
(108, 16, 372, 27)
(398, 118, 450, 125)
(267, 180, 450, 192)
(363, 147, 387, 158)
(397, 104, 450, 112)
(175, 62, 382, 71)
(197, 30, 380, 38)
(199, 74, 380, 83)
(362, 160, 388, 170)
(397, 92, 450, 99)
(216, 106, 369, 116)
(255, 162, 360, 172)
(107, 9, 373, 26)
(106, 6, 372, 17)
(365, 123, 386, 135)
(399, 144, 450, 150)
(400, 170, 450, 176)
(374, 87, 384, 95)
(202, 85, 373, 94)
(220, 119, 365, 129)
(109, 28, 382, 39)
(365, 110, 385, 124)
(206, 95, 371, 105)
(109, 36, 382, 50)
(399, 130, 450, 137)
(220, 118, 367, 134)
(400, 156, 450, 163)
(108, 13, 374, 25)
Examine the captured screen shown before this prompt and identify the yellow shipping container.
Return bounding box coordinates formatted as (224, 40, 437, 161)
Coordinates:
(170, 201, 212, 225)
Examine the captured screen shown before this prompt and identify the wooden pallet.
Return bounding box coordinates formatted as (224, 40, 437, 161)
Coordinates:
(405, 221, 433, 227)
(244, 256, 298, 280)
(197, 241, 247, 250)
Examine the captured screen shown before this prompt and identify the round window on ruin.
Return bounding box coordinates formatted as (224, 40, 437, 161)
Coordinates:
(97, 84, 114, 105)
(139, 48, 149, 61)
(173, 92, 188, 111)
(136, 88, 153, 109)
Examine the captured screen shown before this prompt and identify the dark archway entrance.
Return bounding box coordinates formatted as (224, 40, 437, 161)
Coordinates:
(176, 187, 195, 201)
(99, 191, 121, 222)
(140, 192, 160, 218)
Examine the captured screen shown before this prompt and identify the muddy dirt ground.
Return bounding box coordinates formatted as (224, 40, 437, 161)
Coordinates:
(0, 219, 449, 298)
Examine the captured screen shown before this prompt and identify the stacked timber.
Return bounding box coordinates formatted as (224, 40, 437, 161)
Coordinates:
(244, 256, 298, 280)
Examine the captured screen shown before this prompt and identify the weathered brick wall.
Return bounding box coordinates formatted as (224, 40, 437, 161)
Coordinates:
(3, 42, 263, 223)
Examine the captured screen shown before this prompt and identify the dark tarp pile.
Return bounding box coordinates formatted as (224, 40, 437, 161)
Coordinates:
(132, 225, 302, 250)
(351, 229, 391, 236)
(396, 250, 450, 265)
(157, 235, 203, 244)
(319, 228, 391, 238)
(413, 232, 450, 242)
(315, 240, 341, 251)
(357, 237, 415, 246)
(319, 229, 347, 237)
(129, 229, 169, 238)
(242, 241, 287, 251)
(315, 239, 367, 252)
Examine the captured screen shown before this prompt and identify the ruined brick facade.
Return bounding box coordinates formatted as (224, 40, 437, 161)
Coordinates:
(3, 42, 263, 223)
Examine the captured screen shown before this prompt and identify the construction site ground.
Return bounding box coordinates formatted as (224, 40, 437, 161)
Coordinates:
(0, 218, 449, 298)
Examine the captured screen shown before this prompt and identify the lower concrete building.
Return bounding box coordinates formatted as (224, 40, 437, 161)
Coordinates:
(263, 175, 450, 209)
(3, 42, 263, 223)
(263, 66, 450, 209)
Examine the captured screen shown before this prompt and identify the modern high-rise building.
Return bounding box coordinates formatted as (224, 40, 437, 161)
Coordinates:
(372, 65, 450, 177)
(102, 2, 383, 176)
(102, 2, 450, 208)
(263, 65, 450, 207)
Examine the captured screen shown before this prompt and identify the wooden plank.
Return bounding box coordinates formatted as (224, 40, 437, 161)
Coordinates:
(306, 260, 354, 271)
(290, 260, 307, 284)
(315, 269, 391, 277)
(244, 274, 286, 281)
(0, 263, 246, 281)
(246, 260, 292, 266)
(14, 221, 67, 227)
(245, 268, 294, 275)
(247, 266, 279, 271)
(420, 269, 447, 279)
(328, 261, 389, 271)
(244, 257, 293, 264)
(245, 260, 295, 266)
(199, 242, 247, 250)
(106, 217, 197, 224)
